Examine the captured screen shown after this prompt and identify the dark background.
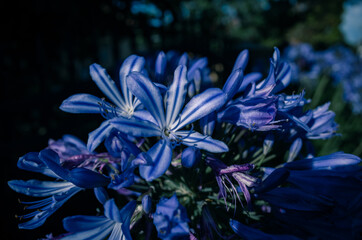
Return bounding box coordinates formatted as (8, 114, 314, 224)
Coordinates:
(1, 0, 352, 239)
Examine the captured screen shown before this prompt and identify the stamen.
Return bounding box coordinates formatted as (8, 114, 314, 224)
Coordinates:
(98, 98, 120, 119)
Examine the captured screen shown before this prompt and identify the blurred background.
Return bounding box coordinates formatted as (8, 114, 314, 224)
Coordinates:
(2, 0, 361, 239)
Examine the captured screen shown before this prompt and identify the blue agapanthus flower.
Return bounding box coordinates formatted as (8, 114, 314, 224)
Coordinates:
(9, 45, 362, 240)
(60, 55, 148, 150)
(153, 194, 190, 240)
(104, 65, 228, 181)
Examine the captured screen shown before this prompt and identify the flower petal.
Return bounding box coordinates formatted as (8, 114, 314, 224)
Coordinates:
(222, 69, 244, 101)
(62, 215, 114, 240)
(254, 168, 290, 193)
(127, 72, 166, 127)
(8, 180, 76, 197)
(60, 93, 105, 114)
(259, 187, 334, 212)
(89, 63, 125, 107)
(119, 200, 137, 224)
(17, 152, 58, 178)
(187, 57, 208, 81)
(238, 72, 263, 93)
(272, 58, 292, 94)
(284, 152, 361, 170)
(219, 97, 278, 130)
(166, 65, 188, 126)
(39, 149, 70, 181)
(104, 199, 121, 222)
(105, 131, 141, 157)
(94, 187, 109, 205)
(87, 120, 114, 152)
(110, 117, 161, 137)
(176, 131, 228, 153)
(200, 111, 217, 136)
(119, 55, 145, 106)
(230, 219, 301, 240)
(69, 168, 110, 188)
(172, 88, 227, 131)
(139, 139, 173, 181)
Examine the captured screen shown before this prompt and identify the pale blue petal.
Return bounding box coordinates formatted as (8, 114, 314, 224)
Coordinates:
(18, 187, 81, 229)
(89, 63, 125, 107)
(60, 94, 104, 114)
(284, 152, 361, 170)
(166, 65, 188, 126)
(139, 139, 173, 181)
(187, 57, 208, 81)
(119, 200, 137, 223)
(17, 152, 58, 178)
(108, 223, 126, 240)
(62, 134, 88, 151)
(238, 72, 263, 93)
(39, 149, 70, 181)
(110, 117, 161, 137)
(8, 180, 76, 197)
(87, 120, 114, 152)
(254, 168, 290, 193)
(62, 215, 114, 240)
(222, 69, 243, 101)
(94, 187, 109, 205)
(176, 131, 228, 153)
(200, 111, 216, 136)
(63, 215, 113, 232)
(127, 72, 166, 127)
(272, 62, 292, 94)
(255, 62, 276, 97)
(132, 109, 158, 125)
(119, 55, 145, 106)
(104, 199, 121, 222)
(172, 88, 227, 131)
(69, 168, 110, 188)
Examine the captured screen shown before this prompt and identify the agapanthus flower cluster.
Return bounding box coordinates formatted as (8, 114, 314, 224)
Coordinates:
(9, 47, 362, 240)
(283, 43, 362, 114)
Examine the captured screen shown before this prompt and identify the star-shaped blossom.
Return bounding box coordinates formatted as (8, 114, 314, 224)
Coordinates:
(60, 55, 147, 149)
(95, 65, 228, 181)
